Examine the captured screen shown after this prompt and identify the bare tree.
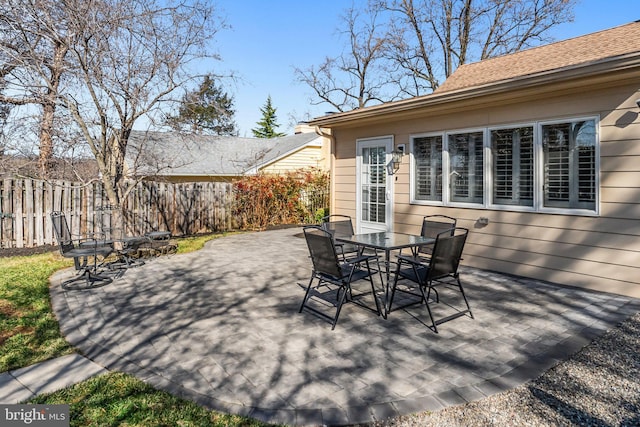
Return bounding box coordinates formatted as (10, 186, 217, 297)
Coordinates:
(384, 0, 577, 95)
(0, 0, 76, 177)
(297, 0, 576, 108)
(294, 3, 396, 112)
(0, 102, 13, 159)
(0, 79, 13, 157)
(0, 0, 224, 228)
(57, 0, 223, 229)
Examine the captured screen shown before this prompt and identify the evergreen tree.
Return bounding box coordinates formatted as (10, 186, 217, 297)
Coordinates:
(166, 75, 237, 135)
(252, 95, 286, 138)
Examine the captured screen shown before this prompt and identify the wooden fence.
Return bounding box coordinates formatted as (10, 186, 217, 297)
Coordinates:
(0, 179, 234, 248)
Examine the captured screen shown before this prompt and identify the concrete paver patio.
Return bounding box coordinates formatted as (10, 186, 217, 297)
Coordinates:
(50, 227, 640, 426)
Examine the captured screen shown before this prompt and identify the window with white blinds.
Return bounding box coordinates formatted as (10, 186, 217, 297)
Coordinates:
(491, 127, 534, 206)
(413, 135, 443, 201)
(410, 117, 598, 214)
(449, 131, 484, 203)
(542, 120, 596, 210)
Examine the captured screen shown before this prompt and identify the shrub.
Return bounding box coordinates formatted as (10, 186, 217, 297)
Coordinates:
(233, 168, 329, 230)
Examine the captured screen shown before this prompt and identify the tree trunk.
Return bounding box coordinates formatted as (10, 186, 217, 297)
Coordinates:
(38, 103, 55, 178)
(38, 41, 68, 178)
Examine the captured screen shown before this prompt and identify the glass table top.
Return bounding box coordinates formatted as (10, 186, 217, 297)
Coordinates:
(335, 232, 434, 251)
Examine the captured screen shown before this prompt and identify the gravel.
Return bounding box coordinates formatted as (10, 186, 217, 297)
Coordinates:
(362, 312, 640, 427)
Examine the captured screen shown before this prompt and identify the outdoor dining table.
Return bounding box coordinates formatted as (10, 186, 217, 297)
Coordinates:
(335, 231, 435, 317)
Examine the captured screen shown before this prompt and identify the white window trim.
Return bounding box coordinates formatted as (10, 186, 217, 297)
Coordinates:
(410, 132, 445, 207)
(445, 127, 487, 209)
(487, 122, 536, 212)
(409, 116, 600, 216)
(535, 116, 600, 216)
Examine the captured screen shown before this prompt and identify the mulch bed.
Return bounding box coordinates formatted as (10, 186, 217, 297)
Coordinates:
(0, 245, 58, 258)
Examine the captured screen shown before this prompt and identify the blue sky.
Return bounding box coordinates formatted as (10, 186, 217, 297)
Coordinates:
(212, 0, 636, 136)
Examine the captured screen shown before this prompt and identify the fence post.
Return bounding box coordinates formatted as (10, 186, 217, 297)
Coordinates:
(34, 180, 44, 246)
(2, 180, 14, 248)
(15, 179, 24, 248)
(0, 178, 236, 249)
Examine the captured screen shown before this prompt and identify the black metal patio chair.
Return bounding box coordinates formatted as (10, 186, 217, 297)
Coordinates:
(398, 214, 457, 262)
(389, 227, 473, 333)
(299, 225, 382, 330)
(96, 205, 149, 268)
(51, 211, 115, 289)
(321, 214, 361, 261)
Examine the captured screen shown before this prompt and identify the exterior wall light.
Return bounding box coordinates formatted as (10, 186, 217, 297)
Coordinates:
(391, 144, 405, 173)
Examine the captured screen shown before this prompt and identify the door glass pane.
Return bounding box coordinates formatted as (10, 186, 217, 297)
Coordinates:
(361, 146, 386, 224)
(361, 187, 370, 221)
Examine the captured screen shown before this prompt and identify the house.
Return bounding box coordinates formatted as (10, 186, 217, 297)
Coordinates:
(308, 22, 640, 298)
(128, 124, 329, 182)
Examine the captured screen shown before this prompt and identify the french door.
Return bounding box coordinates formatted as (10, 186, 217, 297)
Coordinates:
(356, 136, 394, 233)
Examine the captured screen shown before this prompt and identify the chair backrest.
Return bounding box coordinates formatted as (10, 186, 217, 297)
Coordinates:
(51, 211, 74, 254)
(427, 227, 468, 281)
(418, 215, 457, 253)
(303, 226, 343, 279)
(321, 215, 354, 238)
(420, 215, 457, 239)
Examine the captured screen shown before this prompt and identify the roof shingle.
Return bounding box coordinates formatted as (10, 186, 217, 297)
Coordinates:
(436, 21, 640, 93)
(128, 131, 321, 177)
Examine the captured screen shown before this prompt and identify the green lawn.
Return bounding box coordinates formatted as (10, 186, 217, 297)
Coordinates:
(1, 232, 274, 426)
(0, 252, 74, 372)
(29, 371, 275, 427)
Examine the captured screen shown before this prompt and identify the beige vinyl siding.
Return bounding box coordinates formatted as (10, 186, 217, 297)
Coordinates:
(332, 145, 357, 216)
(259, 146, 324, 174)
(601, 187, 640, 203)
(327, 80, 640, 298)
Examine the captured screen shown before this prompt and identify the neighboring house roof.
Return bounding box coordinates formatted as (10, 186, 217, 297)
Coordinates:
(253, 132, 323, 171)
(436, 21, 640, 93)
(127, 130, 321, 177)
(309, 21, 640, 127)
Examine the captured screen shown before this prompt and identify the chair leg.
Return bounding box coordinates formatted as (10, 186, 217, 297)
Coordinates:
(62, 266, 113, 290)
(387, 261, 402, 313)
(419, 284, 438, 333)
(299, 275, 316, 313)
(85, 255, 112, 286)
(411, 263, 429, 305)
(73, 256, 87, 271)
(425, 284, 440, 303)
(86, 270, 113, 286)
(375, 259, 385, 318)
(365, 260, 382, 316)
(456, 276, 474, 319)
(331, 285, 349, 330)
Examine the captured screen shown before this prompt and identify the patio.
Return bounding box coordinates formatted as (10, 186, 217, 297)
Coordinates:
(50, 227, 640, 426)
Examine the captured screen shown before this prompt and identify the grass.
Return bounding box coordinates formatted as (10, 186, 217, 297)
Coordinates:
(29, 371, 275, 427)
(0, 252, 75, 372)
(0, 233, 226, 372)
(1, 232, 274, 426)
(174, 231, 238, 254)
